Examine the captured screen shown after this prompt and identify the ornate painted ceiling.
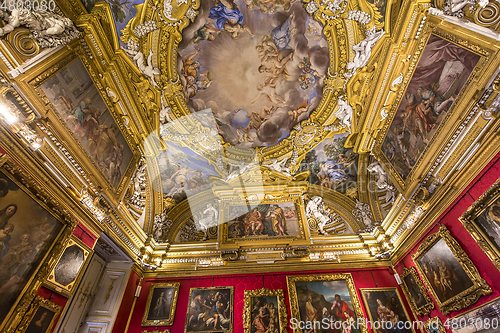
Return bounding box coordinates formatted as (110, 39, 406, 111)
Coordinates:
(0, 0, 499, 274)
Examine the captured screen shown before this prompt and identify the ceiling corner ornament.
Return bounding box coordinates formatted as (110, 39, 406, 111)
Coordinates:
(352, 199, 375, 231)
(305, 196, 346, 235)
(124, 158, 148, 220)
(0, 10, 80, 48)
(367, 161, 396, 205)
(344, 25, 385, 79)
(152, 210, 175, 243)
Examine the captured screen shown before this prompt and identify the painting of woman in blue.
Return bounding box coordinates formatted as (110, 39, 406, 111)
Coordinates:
(209, 0, 254, 39)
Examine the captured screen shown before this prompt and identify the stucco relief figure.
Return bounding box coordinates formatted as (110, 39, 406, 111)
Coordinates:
(346, 26, 385, 74)
(195, 202, 220, 240)
(0, 9, 80, 48)
(367, 161, 396, 205)
(334, 96, 353, 132)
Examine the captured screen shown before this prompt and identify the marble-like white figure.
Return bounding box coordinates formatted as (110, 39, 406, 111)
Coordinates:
(263, 157, 292, 177)
(152, 211, 174, 243)
(195, 202, 219, 241)
(334, 96, 353, 132)
(443, 0, 488, 17)
(127, 159, 147, 216)
(346, 26, 384, 73)
(0, 9, 80, 48)
(367, 161, 396, 205)
(225, 160, 257, 181)
(306, 196, 345, 235)
(352, 199, 374, 229)
(159, 91, 173, 124)
(134, 50, 160, 88)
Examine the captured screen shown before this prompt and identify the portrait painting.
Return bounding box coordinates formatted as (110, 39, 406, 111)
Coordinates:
(40, 58, 133, 188)
(416, 238, 473, 303)
(0, 171, 62, 325)
(243, 288, 287, 333)
(185, 286, 234, 333)
(17, 296, 61, 333)
(423, 317, 446, 333)
(287, 274, 366, 333)
(381, 34, 480, 179)
(360, 288, 414, 333)
(412, 225, 491, 315)
(297, 133, 358, 195)
(177, 0, 329, 147)
(450, 297, 500, 333)
(45, 236, 90, 295)
(225, 202, 300, 239)
(142, 282, 180, 326)
(400, 266, 434, 316)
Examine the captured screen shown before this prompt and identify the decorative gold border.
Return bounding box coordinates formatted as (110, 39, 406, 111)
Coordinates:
(423, 317, 446, 333)
(450, 295, 500, 323)
(0, 155, 76, 333)
(460, 176, 500, 272)
(184, 286, 234, 333)
(15, 296, 62, 333)
(411, 225, 492, 315)
(141, 282, 180, 327)
(219, 196, 308, 246)
(400, 266, 434, 317)
(243, 287, 287, 333)
(359, 287, 416, 333)
(286, 273, 367, 333)
(44, 235, 93, 297)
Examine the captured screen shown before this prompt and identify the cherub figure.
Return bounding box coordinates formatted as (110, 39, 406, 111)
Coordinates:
(288, 100, 311, 122)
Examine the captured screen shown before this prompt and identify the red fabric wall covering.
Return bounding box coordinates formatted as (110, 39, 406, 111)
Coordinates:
(72, 223, 98, 248)
(111, 270, 142, 333)
(36, 286, 68, 333)
(123, 267, 414, 333)
(395, 152, 500, 326)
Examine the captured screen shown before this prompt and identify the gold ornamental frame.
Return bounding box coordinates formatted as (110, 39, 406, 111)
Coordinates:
(44, 235, 92, 297)
(400, 266, 434, 317)
(460, 177, 500, 272)
(286, 273, 367, 333)
(411, 225, 491, 315)
(423, 317, 446, 333)
(184, 286, 234, 333)
(0, 155, 76, 333)
(371, 17, 497, 196)
(15, 296, 62, 333)
(141, 282, 180, 327)
(359, 287, 416, 333)
(219, 196, 309, 248)
(243, 287, 287, 333)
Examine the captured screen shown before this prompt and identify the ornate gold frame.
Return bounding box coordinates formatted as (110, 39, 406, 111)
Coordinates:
(0, 155, 76, 333)
(219, 196, 308, 247)
(460, 177, 500, 272)
(286, 273, 367, 333)
(44, 235, 92, 297)
(450, 295, 500, 328)
(359, 287, 416, 333)
(243, 287, 287, 333)
(411, 225, 492, 315)
(400, 266, 434, 316)
(141, 282, 180, 327)
(423, 317, 446, 333)
(184, 286, 234, 333)
(15, 296, 62, 333)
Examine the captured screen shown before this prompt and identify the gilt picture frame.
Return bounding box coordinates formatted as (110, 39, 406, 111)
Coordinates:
(411, 225, 491, 315)
(15, 295, 61, 333)
(400, 266, 434, 316)
(243, 287, 287, 333)
(286, 273, 367, 333)
(142, 282, 180, 327)
(423, 317, 446, 333)
(44, 235, 92, 297)
(185, 286, 234, 333)
(460, 177, 500, 273)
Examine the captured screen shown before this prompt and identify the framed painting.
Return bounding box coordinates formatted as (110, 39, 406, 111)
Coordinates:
(0, 163, 64, 328)
(360, 287, 414, 333)
(142, 282, 180, 327)
(450, 296, 500, 333)
(460, 177, 500, 273)
(31, 54, 137, 196)
(44, 235, 92, 297)
(287, 273, 367, 333)
(400, 266, 434, 316)
(15, 295, 61, 333)
(219, 196, 308, 247)
(423, 317, 446, 333)
(243, 287, 287, 333)
(185, 286, 234, 333)
(373, 27, 488, 193)
(411, 225, 492, 315)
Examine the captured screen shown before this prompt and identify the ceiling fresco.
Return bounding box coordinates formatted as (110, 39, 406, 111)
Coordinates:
(0, 0, 499, 280)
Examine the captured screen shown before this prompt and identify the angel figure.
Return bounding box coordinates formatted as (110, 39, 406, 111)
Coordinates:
(288, 100, 311, 122)
(134, 50, 161, 87)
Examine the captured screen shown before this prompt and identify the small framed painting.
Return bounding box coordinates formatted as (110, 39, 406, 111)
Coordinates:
(243, 287, 287, 333)
(142, 282, 180, 327)
(400, 266, 434, 316)
(16, 296, 61, 333)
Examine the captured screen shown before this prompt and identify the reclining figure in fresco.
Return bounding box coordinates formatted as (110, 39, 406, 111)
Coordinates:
(0, 9, 80, 48)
